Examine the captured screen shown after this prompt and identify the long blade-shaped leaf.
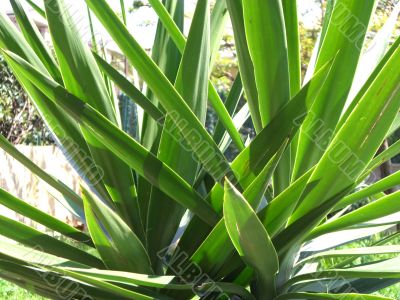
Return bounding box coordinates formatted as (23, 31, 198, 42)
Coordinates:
(139, 0, 183, 234)
(260, 168, 314, 238)
(0, 215, 103, 268)
(0, 9, 110, 201)
(224, 180, 279, 299)
(0, 133, 83, 215)
(84, 196, 122, 270)
(85, 0, 233, 183)
(184, 142, 286, 281)
(308, 190, 400, 239)
(276, 293, 391, 300)
(286, 256, 400, 290)
(147, 0, 244, 150)
(82, 188, 152, 274)
(364, 138, 400, 177)
(282, 0, 301, 96)
(293, 0, 377, 179)
(0, 251, 126, 299)
(242, 0, 291, 194)
(297, 245, 400, 267)
(66, 267, 252, 299)
(346, 1, 400, 107)
(44, 0, 116, 121)
(225, 0, 261, 132)
(2, 50, 219, 227)
(290, 36, 400, 227)
(213, 74, 243, 145)
(63, 267, 191, 289)
(242, 0, 290, 125)
(9, 0, 62, 83)
(336, 169, 400, 210)
(0, 239, 87, 267)
(146, 0, 211, 271)
(44, 0, 144, 239)
(338, 35, 400, 133)
(48, 267, 163, 300)
(24, 0, 46, 18)
(176, 59, 334, 257)
(0, 187, 90, 245)
(209, 0, 229, 67)
(93, 52, 163, 121)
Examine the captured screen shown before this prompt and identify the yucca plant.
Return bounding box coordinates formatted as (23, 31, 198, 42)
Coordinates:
(1, 0, 400, 298)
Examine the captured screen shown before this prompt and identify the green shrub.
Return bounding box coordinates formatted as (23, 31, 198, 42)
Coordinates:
(1, 0, 400, 299)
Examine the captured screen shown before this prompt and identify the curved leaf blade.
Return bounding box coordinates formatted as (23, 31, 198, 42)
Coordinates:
(85, 0, 233, 183)
(223, 180, 278, 299)
(2, 50, 219, 227)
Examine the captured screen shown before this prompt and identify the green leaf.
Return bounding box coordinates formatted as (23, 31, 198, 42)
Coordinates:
(187, 141, 287, 280)
(87, 4, 99, 53)
(273, 185, 354, 257)
(296, 245, 400, 267)
(60, 267, 192, 289)
(44, 0, 116, 121)
(44, 0, 144, 239)
(308, 190, 400, 239)
(85, 0, 233, 183)
(139, 0, 183, 234)
(387, 112, 400, 137)
(0, 239, 88, 268)
(93, 51, 163, 121)
(62, 267, 253, 299)
(176, 58, 334, 257)
(197, 282, 255, 300)
(0, 134, 84, 216)
(209, 0, 229, 67)
(226, 0, 261, 132)
(336, 169, 400, 210)
(243, 0, 292, 194)
(24, 0, 46, 18)
(147, 0, 186, 52)
(228, 58, 335, 194)
(242, 0, 290, 125)
(147, 0, 244, 150)
(119, 0, 127, 25)
(346, 1, 400, 106)
(208, 81, 245, 150)
(9, 0, 62, 83)
(286, 256, 400, 291)
(290, 35, 400, 226)
(82, 188, 152, 274)
(282, 0, 301, 96)
(332, 231, 400, 269)
(0, 188, 91, 246)
(146, 0, 211, 271)
(293, 0, 377, 179)
(260, 168, 314, 238)
(83, 193, 126, 271)
(213, 74, 243, 145)
(0, 252, 130, 299)
(217, 103, 249, 153)
(223, 180, 279, 299)
(275, 293, 392, 300)
(0, 215, 103, 268)
(339, 36, 400, 133)
(363, 138, 400, 178)
(0, 9, 110, 201)
(2, 50, 219, 227)
(48, 267, 165, 300)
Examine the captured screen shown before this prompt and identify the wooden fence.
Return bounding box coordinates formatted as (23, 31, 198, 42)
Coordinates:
(0, 145, 82, 229)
